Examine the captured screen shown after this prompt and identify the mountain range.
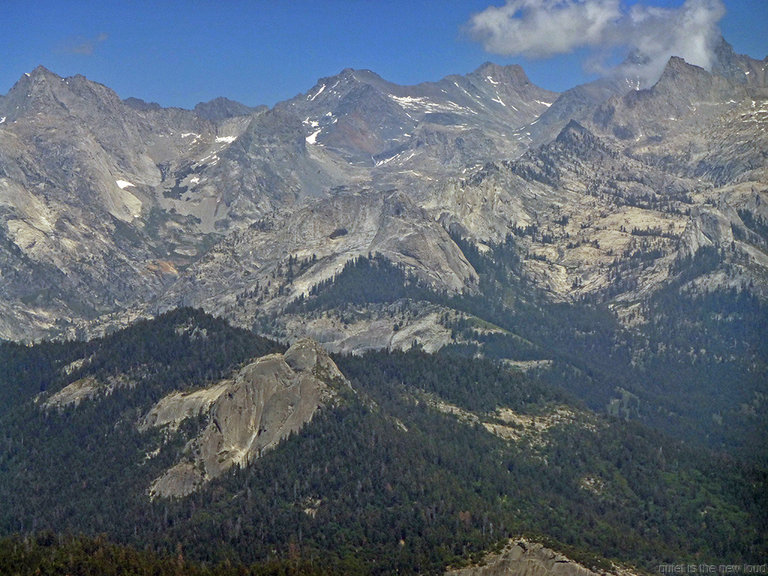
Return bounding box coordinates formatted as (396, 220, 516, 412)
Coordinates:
(0, 36, 767, 574)
(0, 40, 766, 346)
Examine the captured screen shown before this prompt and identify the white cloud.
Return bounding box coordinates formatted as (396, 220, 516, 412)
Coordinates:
(467, 0, 725, 86)
(467, 0, 622, 58)
(614, 0, 725, 84)
(61, 32, 109, 56)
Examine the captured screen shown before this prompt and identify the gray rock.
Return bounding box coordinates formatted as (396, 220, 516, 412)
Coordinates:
(144, 339, 350, 499)
(447, 539, 640, 576)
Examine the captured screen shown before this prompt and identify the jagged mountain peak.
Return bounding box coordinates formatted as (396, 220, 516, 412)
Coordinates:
(659, 54, 706, 78)
(2, 66, 63, 117)
(1, 48, 766, 346)
(589, 51, 745, 140)
(548, 118, 612, 163)
(526, 74, 632, 147)
(300, 67, 393, 103)
(641, 55, 711, 99)
(286, 60, 558, 166)
(643, 53, 739, 106)
(471, 61, 532, 86)
(10, 66, 110, 96)
(336, 67, 385, 83)
(2, 64, 126, 123)
(193, 96, 261, 122)
(651, 42, 768, 96)
(711, 36, 768, 89)
(27, 64, 56, 79)
(10, 65, 61, 87)
(555, 119, 593, 144)
(123, 96, 162, 112)
(714, 36, 738, 62)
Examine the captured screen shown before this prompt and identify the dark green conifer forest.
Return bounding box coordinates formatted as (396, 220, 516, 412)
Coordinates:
(0, 236, 766, 575)
(0, 296, 765, 575)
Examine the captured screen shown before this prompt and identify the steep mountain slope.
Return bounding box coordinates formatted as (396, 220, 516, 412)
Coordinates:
(2, 48, 764, 347)
(0, 67, 253, 338)
(154, 188, 477, 330)
(430, 53, 768, 301)
(1, 46, 766, 457)
(0, 39, 767, 576)
(0, 62, 557, 341)
(288, 63, 556, 168)
(0, 39, 765, 443)
(154, 45, 768, 348)
(142, 338, 351, 498)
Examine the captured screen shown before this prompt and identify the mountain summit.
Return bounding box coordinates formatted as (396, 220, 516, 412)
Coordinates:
(0, 44, 766, 352)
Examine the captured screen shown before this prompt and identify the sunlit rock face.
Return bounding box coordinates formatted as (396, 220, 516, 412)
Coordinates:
(142, 339, 350, 499)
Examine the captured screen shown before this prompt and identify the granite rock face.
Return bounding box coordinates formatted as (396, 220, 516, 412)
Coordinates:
(142, 339, 350, 498)
(447, 540, 640, 576)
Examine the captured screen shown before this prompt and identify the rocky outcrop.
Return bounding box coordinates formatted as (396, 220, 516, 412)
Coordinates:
(680, 206, 735, 257)
(153, 188, 479, 333)
(41, 374, 134, 410)
(447, 539, 640, 576)
(277, 303, 455, 354)
(143, 339, 350, 499)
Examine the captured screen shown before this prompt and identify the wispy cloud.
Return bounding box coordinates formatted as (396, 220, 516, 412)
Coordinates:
(466, 0, 725, 86)
(61, 32, 109, 55)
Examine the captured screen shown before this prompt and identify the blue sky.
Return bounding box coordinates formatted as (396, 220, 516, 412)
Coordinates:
(1, 1, 766, 109)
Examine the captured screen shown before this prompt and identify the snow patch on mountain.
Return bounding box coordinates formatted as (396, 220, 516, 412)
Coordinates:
(389, 94, 476, 115)
(306, 129, 322, 144)
(308, 84, 326, 101)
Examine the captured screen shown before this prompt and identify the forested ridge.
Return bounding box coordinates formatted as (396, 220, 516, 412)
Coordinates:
(295, 241, 768, 463)
(0, 307, 765, 574)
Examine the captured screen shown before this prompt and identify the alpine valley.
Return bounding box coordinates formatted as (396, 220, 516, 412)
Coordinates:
(0, 38, 767, 575)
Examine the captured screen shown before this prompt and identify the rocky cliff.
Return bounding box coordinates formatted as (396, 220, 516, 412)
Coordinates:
(447, 539, 640, 576)
(141, 339, 351, 498)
